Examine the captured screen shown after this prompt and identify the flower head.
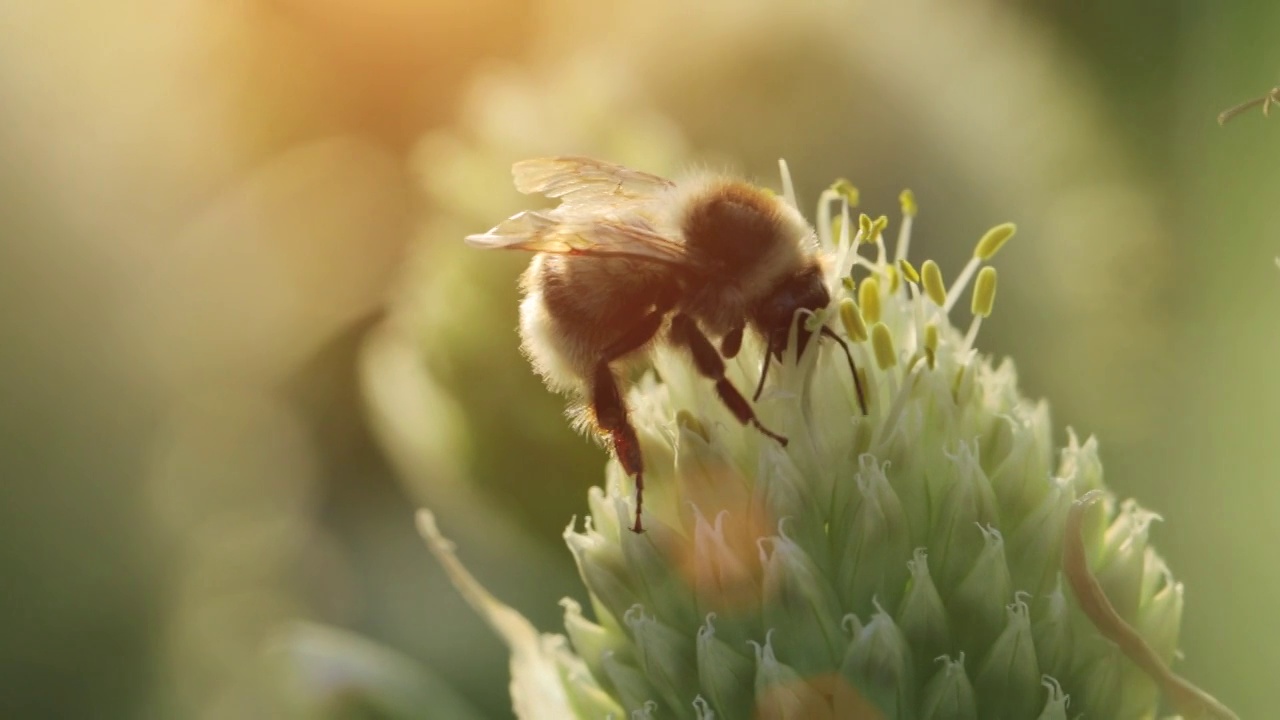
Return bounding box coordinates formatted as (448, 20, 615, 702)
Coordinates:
(422, 163, 1234, 719)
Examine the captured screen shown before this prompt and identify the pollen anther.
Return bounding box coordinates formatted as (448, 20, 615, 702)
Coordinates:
(859, 277, 882, 324)
(871, 322, 896, 369)
(974, 222, 1017, 260)
(972, 267, 998, 318)
(921, 260, 946, 306)
(840, 298, 869, 342)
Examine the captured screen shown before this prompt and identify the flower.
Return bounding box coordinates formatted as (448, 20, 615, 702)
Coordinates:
(421, 164, 1235, 719)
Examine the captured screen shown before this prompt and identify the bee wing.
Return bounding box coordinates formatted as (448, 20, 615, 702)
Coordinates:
(512, 156, 675, 207)
(466, 211, 689, 266)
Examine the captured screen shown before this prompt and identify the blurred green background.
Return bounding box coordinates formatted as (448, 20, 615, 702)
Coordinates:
(1, 0, 1275, 717)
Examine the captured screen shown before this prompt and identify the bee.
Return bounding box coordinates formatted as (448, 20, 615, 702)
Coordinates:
(467, 157, 866, 532)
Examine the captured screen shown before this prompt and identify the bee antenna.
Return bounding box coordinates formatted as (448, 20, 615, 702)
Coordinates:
(820, 326, 868, 415)
(752, 348, 772, 402)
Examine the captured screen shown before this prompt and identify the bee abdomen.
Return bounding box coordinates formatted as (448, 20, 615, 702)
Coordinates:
(520, 253, 666, 394)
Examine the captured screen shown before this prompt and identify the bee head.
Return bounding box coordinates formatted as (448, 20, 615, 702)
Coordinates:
(753, 265, 830, 359)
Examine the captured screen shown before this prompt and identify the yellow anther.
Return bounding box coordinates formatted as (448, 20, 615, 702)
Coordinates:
(974, 222, 1017, 260)
(972, 266, 998, 317)
(839, 297, 868, 342)
(870, 215, 889, 242)
(898, 258, 920, 284)
(886, 265, 901, 293)
(859, 277, 881, 324)
(831, 178, 860, 206)
(871, 322, 896, 369)
(924, 323, 939, 369)
(920, 259, 946, 306)
(899, 189, 917, 217)
(858, 213, 874, 243)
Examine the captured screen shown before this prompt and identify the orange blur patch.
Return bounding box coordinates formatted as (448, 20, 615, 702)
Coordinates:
(752, 673, 886, 720)
(664, 455, 781, 616)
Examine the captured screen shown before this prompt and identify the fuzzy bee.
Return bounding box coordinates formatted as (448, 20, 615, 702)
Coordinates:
(467, 157, 865, 532)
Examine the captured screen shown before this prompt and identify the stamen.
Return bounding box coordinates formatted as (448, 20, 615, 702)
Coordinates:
(871, 322, 896, 370)
(963, 316, 982, 353)
(871, 215, 889, 264)
(898, 258, 920, 284)
(972, 267, 998, 319)
(894, 189, 917, 262)
(943, 222, 1014, 314)
(817, 189, 840, 250)
(899, 189, 918, 218)
(778, 158, 798, 210)
(859, 277, 882, 324)
(923, 323, 939, 369)
(839, 297, 869, 342)
(832, 178, 860, 206)
(921, 260, 947, 307)
(975, 223, 1017, 260)
(943, 258, 980, 314)
(877, 357, 925, 450)
(886, 264, 901, 294)
(831, 216, 847, 248)
(952, 364, 966, 403)
(833, 200, 859, 280)
(871, 215, 889, 239)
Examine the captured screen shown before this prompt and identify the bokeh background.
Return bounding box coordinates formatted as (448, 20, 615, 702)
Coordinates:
(1, 0, 1275, 717)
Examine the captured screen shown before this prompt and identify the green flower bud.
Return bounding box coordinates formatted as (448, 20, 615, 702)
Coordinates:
(833, 457, 911, 617)
(601, 650, 656, 714)
(751, 633, 828, 720)
(897, 549, 951, 677)
(695, 615, 755, 720)
(759, 527, 846, 678)
(625, 605, 699, 712)
(919, 654, 976, 720)
(973, 594, 1040, 719)
(559, 597, 620, 687)
(839, 603, 917, 718)
(1035, 676, 1070, 720)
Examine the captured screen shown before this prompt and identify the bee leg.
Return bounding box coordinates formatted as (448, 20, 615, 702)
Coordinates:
(594, 309, 668, 534)
(720, 323, 744, 359)
(591, 362, 647, 533)
(669, 313, 788, 447)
